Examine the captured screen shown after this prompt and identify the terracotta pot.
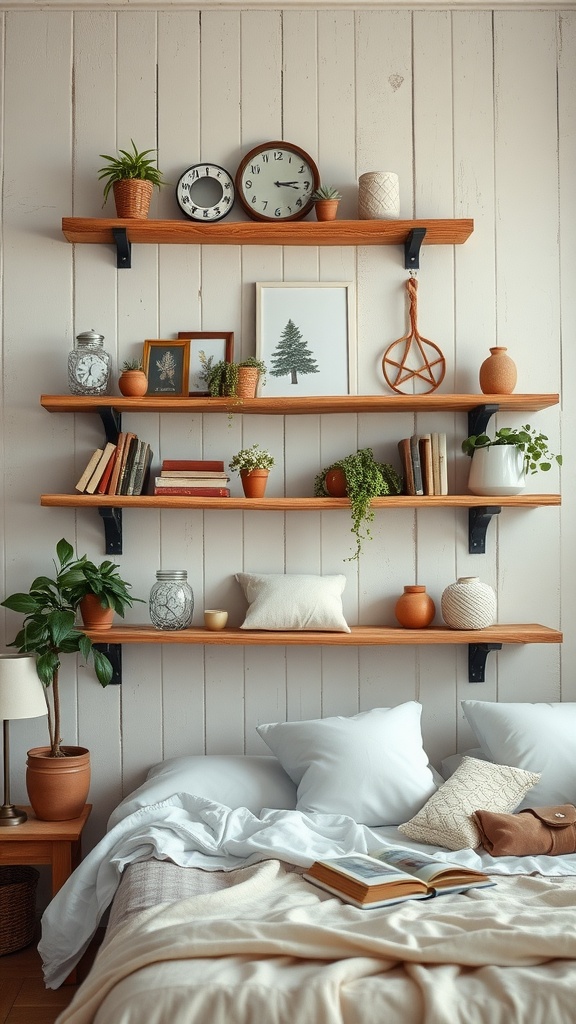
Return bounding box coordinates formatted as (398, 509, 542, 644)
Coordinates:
(394, 585, 436, 629)
(26, 746, 90, 821)
(479, 347, 517, 395)
(236, 367, 260, 399)
(118, 370, 148, 397)
(324, 468, 348, 497)
(113, 179, 153, 219)
(79, 594, 115, 630)
(314, 199, 340, 221)
(240, 469, 269, 498)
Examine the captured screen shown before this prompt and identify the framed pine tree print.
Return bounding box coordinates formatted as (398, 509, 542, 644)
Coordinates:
(256, 282, 356, 397)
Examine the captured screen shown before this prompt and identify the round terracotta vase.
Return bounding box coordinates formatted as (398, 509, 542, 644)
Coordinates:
(479, 346, 517, 395)
(394, 585, 436, 629)
(118, 370, 148, 397)
(240, 469, 269, 498)
(113, 179, 153, 219)
(79, 594, 115, 630)
(314, 199, 340, 221)
(324, 468, 348, 497)
(26, 746, 91, 821)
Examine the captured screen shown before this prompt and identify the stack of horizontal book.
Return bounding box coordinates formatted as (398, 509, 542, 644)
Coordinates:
(397, 433, 448, 496)
(75, 433, 153, 497)
(153, 460, 230, 497)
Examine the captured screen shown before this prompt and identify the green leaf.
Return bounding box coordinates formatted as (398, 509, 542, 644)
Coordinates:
(56, 538, 75, 567)
(92, 649, 114, 687)
(37, 651, 59, 687)
(1, 592, 39, 613)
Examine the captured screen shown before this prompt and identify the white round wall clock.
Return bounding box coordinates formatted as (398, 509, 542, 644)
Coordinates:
(176, 163, 235, 222)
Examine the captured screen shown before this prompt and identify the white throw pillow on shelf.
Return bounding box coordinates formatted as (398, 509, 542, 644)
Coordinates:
(236, 572, 351, 632)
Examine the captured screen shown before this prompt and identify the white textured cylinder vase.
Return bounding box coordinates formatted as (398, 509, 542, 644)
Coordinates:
(358, 172, 400, 220)
(468, 446, 526, 496)
(441, 577, 496, 630)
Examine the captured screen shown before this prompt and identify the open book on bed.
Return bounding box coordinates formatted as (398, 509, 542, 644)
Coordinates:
(304, 847, 495, 908)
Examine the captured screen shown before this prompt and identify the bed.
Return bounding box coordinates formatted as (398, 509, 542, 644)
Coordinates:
(39, 700, 576, 1024)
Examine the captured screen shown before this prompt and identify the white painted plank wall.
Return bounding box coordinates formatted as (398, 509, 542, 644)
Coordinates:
(0, 8, 573, 859)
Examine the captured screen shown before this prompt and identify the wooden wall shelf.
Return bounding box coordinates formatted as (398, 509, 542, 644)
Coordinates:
(41, 493, 560, 511)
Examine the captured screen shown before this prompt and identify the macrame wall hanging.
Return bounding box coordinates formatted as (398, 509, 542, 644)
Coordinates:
(381, 276, 446, 395)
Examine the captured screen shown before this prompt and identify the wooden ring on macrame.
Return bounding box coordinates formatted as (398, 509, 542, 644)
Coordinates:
(382, 277, 446, 394)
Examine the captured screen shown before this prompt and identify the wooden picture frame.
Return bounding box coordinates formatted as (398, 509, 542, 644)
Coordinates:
(177, 331, 234, 395)
(143, 339, 190, 397)
(256, 282, 356, 397)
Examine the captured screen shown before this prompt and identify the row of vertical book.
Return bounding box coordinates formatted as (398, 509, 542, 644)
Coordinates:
(398, 433, 448, 496)
(75, 433, 152, 496)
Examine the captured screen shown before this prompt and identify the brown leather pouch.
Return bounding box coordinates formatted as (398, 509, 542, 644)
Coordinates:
(473, 804, 576, 856)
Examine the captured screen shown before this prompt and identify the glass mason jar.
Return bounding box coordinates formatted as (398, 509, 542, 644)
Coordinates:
(67, 329, 112, 396)
(149, 570, 194, 630)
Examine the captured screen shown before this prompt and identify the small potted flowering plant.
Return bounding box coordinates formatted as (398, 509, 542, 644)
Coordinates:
(229, 444, 275, 497)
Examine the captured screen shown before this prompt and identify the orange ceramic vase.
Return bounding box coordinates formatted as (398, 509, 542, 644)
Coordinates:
(118, 370, 148, 397)
(324, 468, 348, 497)
(394, 585, 436, 629)
(479, 346, 517, 395)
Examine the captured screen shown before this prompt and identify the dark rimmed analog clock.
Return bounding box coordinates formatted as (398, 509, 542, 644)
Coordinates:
(235, 141, 320, 222)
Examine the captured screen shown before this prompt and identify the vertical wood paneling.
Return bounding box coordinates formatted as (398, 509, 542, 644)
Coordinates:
(0, 8, 571, 859)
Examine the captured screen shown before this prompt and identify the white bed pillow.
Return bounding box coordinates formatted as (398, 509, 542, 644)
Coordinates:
(235, 572, 351, 632)
(257, 702, 437, 826)
(398, 755, 540, 850)
(462, 700, 576, 807)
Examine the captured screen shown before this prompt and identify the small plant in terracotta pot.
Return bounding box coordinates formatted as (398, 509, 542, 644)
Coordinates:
(119, 358, 148, 397)
(229, 443, 275, 497)
(203, 357, 267, 399)
(310, 184, 342, 221)
(98, 140, 166, 219)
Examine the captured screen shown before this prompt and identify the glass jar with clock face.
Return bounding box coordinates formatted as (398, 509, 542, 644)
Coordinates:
(235, 142, 320, 222)
(67, 330, 112, 397)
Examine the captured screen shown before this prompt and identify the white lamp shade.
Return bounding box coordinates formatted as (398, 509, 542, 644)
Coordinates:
(0, 654, 47, 720)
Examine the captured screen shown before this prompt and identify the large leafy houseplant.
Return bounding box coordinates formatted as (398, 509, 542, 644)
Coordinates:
(0, 539, 140, 757)
(462, 425, 562, 474)
(314, 448, 402, 560)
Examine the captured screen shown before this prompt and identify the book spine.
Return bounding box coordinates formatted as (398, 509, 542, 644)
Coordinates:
(154, 476, 229, 488)
(108, 432, 127, 496)
(431, 433, 441, 495)
(85, 442, 116, 494)
(117, 435, 138, 495)
(125, 439, 145, 496)
(159, 469, 228, 479)
(410, 435, 424, 496)
(397, 438, 415, 495)
(131, 443, 152, 496)
(418, 435, 434, 495)
(161, 459, 224, 472)
(438, 433, 448, 495)
(75, 448, 104, 493)
(153, 486, 231, 496)
(97, 446, 119, 494)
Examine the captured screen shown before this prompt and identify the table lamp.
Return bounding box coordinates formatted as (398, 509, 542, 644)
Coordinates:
(0, 653, 47, 826)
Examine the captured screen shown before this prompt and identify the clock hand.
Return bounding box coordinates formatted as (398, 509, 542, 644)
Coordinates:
(274, 180, 300, 189)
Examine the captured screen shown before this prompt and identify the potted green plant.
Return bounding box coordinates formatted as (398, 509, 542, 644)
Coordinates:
(315, 448, 402, 559)
(310, 185, 342, 221)
(229, 443, 275, 497)
(462, 424, 562, 496)
(203, 357, 267, 400)
(118, 358, 148, 397)
(98, 140, 166, 219)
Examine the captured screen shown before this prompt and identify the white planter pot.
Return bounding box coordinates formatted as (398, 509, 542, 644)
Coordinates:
(467, 446, 526, 496)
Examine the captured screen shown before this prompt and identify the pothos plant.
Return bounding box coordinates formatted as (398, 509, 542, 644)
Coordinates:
(314, 448, 402, 560)
(462, 425, 562, 474)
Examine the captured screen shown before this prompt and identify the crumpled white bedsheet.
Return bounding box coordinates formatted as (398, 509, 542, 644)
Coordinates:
(39, 784, 576, 989)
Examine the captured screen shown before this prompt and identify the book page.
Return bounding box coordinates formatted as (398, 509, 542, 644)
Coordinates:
(371, 847, 459, 884)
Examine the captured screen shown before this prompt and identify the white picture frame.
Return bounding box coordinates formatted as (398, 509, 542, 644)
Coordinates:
(256, 282, 356, 397)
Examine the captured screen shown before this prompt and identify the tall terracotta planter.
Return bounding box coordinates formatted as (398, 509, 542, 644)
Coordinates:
(26, 747, 91, 821)
(240, 469, 269, 497)
(79, 594, 115, 630)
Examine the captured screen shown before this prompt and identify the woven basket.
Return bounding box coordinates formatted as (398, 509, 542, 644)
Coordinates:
(113, 179, 153, 219)
(0, 866, 39, 956)
(236, 366, 259, 399)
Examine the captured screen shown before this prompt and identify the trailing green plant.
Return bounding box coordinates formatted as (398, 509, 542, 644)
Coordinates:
(121, 358, 145, 372)
(0, 539, 137, 757)
(462, 424, 562, 475)
(98, 140, 166, 205)
(203, 357, 267, 398)
(310, 185, 342, 201)
(229, 443, 275, 473)
(314, 448, 402, 560)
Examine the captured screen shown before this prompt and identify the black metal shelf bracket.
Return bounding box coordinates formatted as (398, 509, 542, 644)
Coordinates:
(468, 403, 499, 437)
(98, 506, 123, 555)
(112, 228, 131, 269)
(97, 407, 121, 445)
(94, 642, 122, 685)
(468, 642, 502, 683)
(469, 505, 502, 554)
(404, 228, 427, 270)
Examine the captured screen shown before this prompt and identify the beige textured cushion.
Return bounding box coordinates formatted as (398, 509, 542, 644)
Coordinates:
(235, 572, 350, 632)
(398, 755, 541, 851)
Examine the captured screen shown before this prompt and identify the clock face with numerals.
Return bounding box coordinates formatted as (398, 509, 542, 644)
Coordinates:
(74, 353, 109, 388)
(176, 164, 235, 222)
(235, 142, 320, 222)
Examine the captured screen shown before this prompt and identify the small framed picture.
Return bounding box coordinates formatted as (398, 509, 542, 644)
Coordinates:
(178, 331, 234, 395)
(256, 282, 356, 397)
(143, 339, 190, 396)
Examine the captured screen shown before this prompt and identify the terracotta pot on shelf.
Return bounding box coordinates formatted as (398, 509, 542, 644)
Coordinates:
(26, 746, 91, 821)
(314, 199, 340, 222)
(118, 370, 148, 397)
(79, 594, 115, 630)
(113, 179, 153, 219)
(479, 346, 517, 395)
(240, 469, 269, 498)
(394, 585, 436, 629)
(324, 468, 348, 497)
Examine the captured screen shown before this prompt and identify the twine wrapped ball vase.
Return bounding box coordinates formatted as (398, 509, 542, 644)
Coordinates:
(358, 172, 400, 220)
(441, 577, 496, 630)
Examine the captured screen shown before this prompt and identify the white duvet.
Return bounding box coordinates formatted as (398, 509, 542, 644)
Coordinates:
(40, 774, 576, 991)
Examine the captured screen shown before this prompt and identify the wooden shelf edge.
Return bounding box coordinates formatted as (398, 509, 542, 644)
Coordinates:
(61, 217, 474, 248)
(40, 494, 561, 509)
(84, 623, 562, 646)
(40, 393, 560, 415)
